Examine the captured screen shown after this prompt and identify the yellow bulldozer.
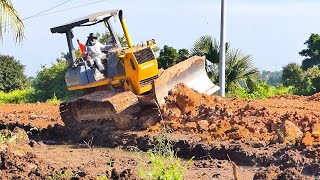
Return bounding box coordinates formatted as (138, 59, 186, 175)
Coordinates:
(50, 10, 219, 130)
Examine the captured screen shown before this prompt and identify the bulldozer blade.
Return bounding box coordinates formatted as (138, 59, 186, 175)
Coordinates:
(153, 56, 220, 106)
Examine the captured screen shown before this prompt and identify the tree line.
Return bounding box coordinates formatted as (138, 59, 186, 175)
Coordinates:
(281, 33, 320, 95)
(0, 0, 319, 100)
(2, 32, 320, 103)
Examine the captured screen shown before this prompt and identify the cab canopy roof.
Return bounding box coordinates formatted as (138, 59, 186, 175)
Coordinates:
(50, 10, 118, 34)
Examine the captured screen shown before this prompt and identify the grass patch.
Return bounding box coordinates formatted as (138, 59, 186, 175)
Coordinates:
(46, 170, 75, 180)
(0, 130, 17, 144)
(137, 135, 193, 180)
(46, 93, 61, 104)
(97, 175, 109, 180)
(0, 128, 30, 144)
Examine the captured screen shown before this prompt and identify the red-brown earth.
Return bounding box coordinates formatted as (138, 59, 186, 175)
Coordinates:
(1, 85, 320, 179)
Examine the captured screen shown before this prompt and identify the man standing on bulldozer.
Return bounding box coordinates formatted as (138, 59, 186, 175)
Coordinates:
(85, 33, 113, 72)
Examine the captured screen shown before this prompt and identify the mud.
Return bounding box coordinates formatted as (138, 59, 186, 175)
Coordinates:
(160, 84, 320, 145)
(1, 84, 320, 179)
(0, 127, 54, 179)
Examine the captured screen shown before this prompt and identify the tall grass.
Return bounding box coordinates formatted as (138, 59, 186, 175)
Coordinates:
(0, 88, 36, 104)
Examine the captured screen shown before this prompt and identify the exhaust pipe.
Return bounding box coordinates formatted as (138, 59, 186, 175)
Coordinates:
(119, 10, 133, 48)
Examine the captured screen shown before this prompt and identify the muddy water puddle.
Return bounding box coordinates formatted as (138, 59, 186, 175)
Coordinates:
(35, 144, 143, 164)
(33, 144, 141, 177)
(33, 144, 258, 179)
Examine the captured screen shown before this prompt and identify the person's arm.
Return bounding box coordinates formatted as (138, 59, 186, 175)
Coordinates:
(97, 41, 113, 51)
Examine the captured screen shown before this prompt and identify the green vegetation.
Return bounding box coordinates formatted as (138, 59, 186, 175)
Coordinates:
(188, 33, 320, 98)
(138, 136, 193, 180)
(97, 175, 109, 180)
(0, 130, 17, 143)
(0, 55, 28, 92)
(282, 62, 320, 95)
(0, 88, 35, 104)
(33, 59, 71, 101)
(190, 35, 259, 93)
(96, 31, 127, 47)
(191, 35, 220, 64)
(278, 33, 320, 96)
(228, 82, 293, 99)
(46, 170, 74, 180)
(0, 0, 24, 42)
(0, 55, 79, 104)
(223, 49, 259, 92)
(158, 45, 190, 69)
(45, 93, 61, 104)
(300, 33, 320, 70)
(260, 70, 282, 86)
(32, 56, 81, 102)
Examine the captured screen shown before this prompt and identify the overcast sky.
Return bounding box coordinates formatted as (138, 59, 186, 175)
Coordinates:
(1, 0, 319, 76)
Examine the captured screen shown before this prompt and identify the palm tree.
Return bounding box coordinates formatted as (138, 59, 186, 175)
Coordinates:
(0, 0, 24, 42)
(190, 35, 220, 63)
(191, 35, 259, 92)
(225, 49, 259, 92)
(190, 36, 220, 78)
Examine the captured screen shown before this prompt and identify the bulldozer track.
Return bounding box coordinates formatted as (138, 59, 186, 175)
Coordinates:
(59, 102, 79, 130)
(59, 90, 143, 131)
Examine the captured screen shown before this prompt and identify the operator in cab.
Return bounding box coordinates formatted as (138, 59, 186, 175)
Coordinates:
(85, 33, 113, 72)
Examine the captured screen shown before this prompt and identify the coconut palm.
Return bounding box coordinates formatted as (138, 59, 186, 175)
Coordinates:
(0, 0, 24, 42)
(190, 35, 231, 77)
(190, 35, 220, 64)
(190, 35, 220, 78)
(191, 35, 259, 92)
(225, 49, 259, 92)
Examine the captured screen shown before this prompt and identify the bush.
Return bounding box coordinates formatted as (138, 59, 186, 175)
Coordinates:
(229, 83, 293, 100)
(33, 59, 78, 101)
(0, 88, 36, 104)
(138, 136, 193, 180)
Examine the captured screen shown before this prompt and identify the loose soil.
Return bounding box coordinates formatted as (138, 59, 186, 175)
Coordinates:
(1, 85, 320, 179)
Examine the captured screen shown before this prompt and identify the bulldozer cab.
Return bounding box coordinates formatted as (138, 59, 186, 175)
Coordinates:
(51, 10, 122, 67)
(50, 10, 135, 90)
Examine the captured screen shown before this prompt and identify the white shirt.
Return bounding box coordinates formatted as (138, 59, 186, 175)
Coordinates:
(86, 41, 113, 58)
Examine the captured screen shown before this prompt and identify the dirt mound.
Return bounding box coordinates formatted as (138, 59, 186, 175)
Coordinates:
(307, 92, 320, 101)
(164, 84, 219, 116)
(158, 84, 320, 146)
(253, 166, 307, 180)
(0, 103, 63, 129)
(0, 127, 54, 179)
(270, 94, 304, 100)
